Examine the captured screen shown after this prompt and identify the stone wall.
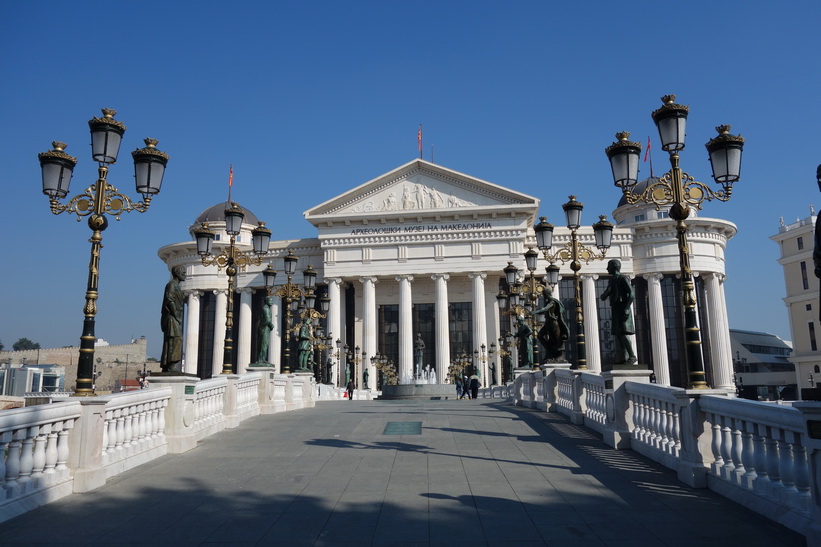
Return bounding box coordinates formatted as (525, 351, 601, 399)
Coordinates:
(0, 339, 150, 392)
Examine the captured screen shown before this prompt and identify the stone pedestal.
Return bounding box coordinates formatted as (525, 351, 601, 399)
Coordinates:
(146, 375, 199, 454)
(601, 369, 653, 449)
(541, 362, 571, 413)
(247, 366, 279, 414)
(793, 402, 821, 547)
(69, 399, 108, 493)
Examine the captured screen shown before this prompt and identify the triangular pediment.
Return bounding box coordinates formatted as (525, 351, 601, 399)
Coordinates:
(304, 159, 538, 225)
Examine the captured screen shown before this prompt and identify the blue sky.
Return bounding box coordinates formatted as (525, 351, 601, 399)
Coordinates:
(2, 1, 820, 359)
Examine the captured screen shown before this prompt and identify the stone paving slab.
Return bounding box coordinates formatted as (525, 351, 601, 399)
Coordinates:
(0, 399, 807, 546)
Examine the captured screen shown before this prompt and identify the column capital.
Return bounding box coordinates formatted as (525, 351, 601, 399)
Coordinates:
(239, 287, 256, 295)
(643, 272, 664, 282)
(359, 276, 378, 285)
(184, 289, 202, 298)
(705, 272, 726, 283)
(395, 275, 414, 283)
(468, 272, 487, 281)
(324, 277, 343, 286)
(431, 273, 450, 282)
(580, 274, 599, 282)
(212, 289, 228, 297)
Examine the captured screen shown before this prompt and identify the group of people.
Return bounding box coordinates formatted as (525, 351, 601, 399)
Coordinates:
(455, 375, 480, 399)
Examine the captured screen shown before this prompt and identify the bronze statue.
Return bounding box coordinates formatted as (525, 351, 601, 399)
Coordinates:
(514, 315, 534, 368)
(534, 287, 568, 361)
(414, 333, 425, 378)
(160, 265, 186, 372)
(297, 316, 313, 371)
(255, 296, 274, 364)
(363, 367, 369, 389)
(600, 259, 637, 365)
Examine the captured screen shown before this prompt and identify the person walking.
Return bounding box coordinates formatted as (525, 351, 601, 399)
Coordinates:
(346, 379, 354, 401)
(462, 375, 472, 399)
(469, 375, 480, 400)
(455, 377, 463, 399)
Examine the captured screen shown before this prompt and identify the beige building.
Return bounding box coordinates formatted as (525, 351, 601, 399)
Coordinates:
(771, 209, 821, 397)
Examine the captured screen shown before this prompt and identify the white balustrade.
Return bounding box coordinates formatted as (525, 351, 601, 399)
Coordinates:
(100, 388, 171, 477)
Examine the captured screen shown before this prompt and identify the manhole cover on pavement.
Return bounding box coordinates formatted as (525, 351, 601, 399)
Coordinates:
(382, 421, 422, 435)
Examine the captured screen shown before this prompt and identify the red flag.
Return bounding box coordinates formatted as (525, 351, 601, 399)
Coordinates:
(228, 165, 234, 187)
(643, 137, 651, 162)
(418, 124, 422, 158)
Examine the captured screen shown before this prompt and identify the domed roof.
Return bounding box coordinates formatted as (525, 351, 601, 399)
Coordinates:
(617, 177, 661, 208)
(194, 201, 260, 226)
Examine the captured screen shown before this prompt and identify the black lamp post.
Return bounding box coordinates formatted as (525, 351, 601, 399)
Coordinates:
(534, 197, 613, 370)
(193, 205, 271, 375)
(605, 94, 744, 388)
(38, 109, 169, 396)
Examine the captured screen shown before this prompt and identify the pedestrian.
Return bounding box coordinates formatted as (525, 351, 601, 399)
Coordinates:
(455, 377, 463, 399)
(469, 375, 480, 400)
(346, 379, 354, 401)
(462, 375, 472, 399)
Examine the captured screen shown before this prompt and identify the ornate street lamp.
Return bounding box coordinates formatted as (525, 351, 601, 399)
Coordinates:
(347, 345, 366, 389)
(38, 109, 169, 396)
(263, 250, 319, 374)
(193, 205, 270, 375)
(605, 94, 744, 388)
(534, 196, 613, 370)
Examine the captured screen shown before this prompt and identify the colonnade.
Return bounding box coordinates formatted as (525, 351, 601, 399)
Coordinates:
(177, 270, 734, 390)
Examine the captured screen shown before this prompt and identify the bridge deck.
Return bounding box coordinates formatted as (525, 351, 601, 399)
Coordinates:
(0, 399, 806, 546)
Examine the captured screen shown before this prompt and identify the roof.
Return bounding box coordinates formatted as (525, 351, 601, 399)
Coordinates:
(730, 329, 792, 351)
(193, 201, 260, 227)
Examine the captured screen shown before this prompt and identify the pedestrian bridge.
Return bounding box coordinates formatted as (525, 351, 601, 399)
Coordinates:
(0, 367, 818, 545)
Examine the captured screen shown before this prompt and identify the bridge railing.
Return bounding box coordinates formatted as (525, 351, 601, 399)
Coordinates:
(478, 367, 821, 542)
(0, 371, 316, 524)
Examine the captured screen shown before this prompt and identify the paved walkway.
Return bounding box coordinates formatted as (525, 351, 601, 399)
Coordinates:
(0, 399, 806, 546)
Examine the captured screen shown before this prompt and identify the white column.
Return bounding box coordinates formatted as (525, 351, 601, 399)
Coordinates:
(397, 275, 414, 384)
(470, 273, 488, 384)
(581, 275, 601, 373)
(325, 278, 342, 386)
(706, 273, 734, 389)
(184, 291, 201, 375)
(645, 273, 670, 386)
(270, 294, 282, 374)
(360, 277, 378, 390)
(433, 274, 451, 383)
(237, 288, 253, 374)
(489, 287, 501, 385)
(212, 289, 227, 378)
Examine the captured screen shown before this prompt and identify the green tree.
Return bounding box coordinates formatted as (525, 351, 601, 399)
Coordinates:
(13, 338, 40, 351)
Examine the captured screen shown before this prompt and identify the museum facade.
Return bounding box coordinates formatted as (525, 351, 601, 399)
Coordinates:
(157, 159, 737, 390)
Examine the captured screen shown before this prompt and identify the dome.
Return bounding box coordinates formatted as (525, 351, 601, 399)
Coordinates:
(616, 177, 661, 208)
(193, 201, 260, 227)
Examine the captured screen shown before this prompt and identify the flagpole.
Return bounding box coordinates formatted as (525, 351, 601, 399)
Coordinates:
(228, 164, 234, 203)
(418, 124, 423, 160)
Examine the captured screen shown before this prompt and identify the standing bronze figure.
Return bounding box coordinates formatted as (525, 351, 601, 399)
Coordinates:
(160, 265, 186, 372)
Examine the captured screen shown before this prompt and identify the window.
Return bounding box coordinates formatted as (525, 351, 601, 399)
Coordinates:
(634, 214, 646, 222)
(808, 304, 813, 311)
(810, 322, 817, 352)
(657, 211, 669, 219)
(801, 261, 809, 290)
(798, 236, 804, 250)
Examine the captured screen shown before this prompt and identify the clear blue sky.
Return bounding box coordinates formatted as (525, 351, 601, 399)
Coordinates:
(3, 1, 820, 359)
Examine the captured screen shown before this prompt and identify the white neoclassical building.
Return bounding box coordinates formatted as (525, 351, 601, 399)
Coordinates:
(158, 159, 737, 390)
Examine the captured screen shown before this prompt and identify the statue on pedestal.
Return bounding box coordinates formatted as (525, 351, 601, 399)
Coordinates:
(514, 315, 533, 368)
(414, 333, 425, 379)
(255, 296, 274, 364)
(160, 265, 186, 373)
(534, 287, 568, 361)
(600, 259, 637, 365)
(297, 317, 313, 371)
